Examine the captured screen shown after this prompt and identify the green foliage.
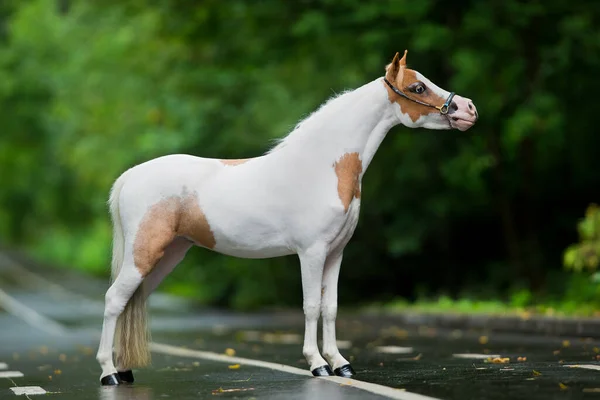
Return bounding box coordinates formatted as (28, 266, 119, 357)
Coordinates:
(0, 0, 599, 309)
(564, 204, 600, 272)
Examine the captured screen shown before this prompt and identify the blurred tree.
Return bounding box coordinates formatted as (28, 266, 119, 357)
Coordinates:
(0, 0, 599, 309)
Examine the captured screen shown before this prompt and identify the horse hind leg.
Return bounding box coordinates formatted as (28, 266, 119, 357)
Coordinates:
(96, 250, 145, 385)
(114, 237, 192, 382)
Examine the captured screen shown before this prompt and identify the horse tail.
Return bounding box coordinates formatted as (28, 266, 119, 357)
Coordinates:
(109, 169, 129, 282)
(110, 169, 152, 369)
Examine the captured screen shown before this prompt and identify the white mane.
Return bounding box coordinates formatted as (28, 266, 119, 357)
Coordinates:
(265, 88, 356, 154)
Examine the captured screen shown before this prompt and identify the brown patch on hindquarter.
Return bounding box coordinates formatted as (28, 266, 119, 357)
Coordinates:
(334, 152, 363, 212)
(384, 51, 446, 122)
(221, 159, 250, 166)
(133, 194, 216, 276)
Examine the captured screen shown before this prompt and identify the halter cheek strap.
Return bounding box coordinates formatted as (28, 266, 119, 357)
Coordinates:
(384, 77, 455, 115)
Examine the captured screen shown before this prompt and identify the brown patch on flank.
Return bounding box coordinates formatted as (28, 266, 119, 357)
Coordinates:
(334, 152, 363, 212)
(221, 159, 250, 166)
(133, 194, 215, 276)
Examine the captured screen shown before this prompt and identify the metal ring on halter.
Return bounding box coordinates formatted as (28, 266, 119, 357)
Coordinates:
(437, 92, 455, 115)
(384, 78, 455, 115)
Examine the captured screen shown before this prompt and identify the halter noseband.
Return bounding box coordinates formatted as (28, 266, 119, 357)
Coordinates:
(384, 77, 455, 115)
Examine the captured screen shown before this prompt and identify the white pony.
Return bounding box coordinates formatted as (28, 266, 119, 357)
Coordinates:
(96, 50, 478, 385)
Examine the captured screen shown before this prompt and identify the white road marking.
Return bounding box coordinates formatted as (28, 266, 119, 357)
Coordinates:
(453, 353, 501, 359)
(375, 346, 414, 354)
(0, 362, 8, 370)
(151, 342, 441, 400)
(0, 288, 68, 336)
(0, 371, 24, 378)
(565, 364, 600, 371)
(10, 386, 47, 395)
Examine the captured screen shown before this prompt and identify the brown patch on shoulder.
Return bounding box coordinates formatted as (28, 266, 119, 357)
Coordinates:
(221, 159, 250, 166)
(133, 193, 216, 276)
(334, 152, 363, 212)
(384, 69, 446, 123)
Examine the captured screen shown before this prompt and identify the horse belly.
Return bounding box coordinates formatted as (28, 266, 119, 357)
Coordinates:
(200, 199, 296, 259)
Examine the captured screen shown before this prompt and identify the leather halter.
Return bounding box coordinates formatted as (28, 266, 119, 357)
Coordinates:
(384, 77, 455, 115)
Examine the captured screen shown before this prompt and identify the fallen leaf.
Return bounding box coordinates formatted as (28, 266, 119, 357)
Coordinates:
(479, 336, 489, 345)
(192, 362, 200, 367)
(533, 370, 542, 376)
(486, 357, 510, 364)
(225, 348, 236, 357)
(559, 382, 568, 390)
(212, 387, 255, 395)
(562, 340, 571, 348)
(553, 350, 561, 355)
(228, 364, 241, 370)
(59, 354, 67, 362)
(517, 357, 527, 362)
(54, 369, 62, 375)
(594, 347, 600, 354)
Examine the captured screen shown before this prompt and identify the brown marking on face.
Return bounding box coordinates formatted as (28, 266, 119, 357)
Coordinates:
(221, 159, 250, 166)
(133, 193, 215, 276)
(383, 51, 447, 122)
(334, 152, 363, 212)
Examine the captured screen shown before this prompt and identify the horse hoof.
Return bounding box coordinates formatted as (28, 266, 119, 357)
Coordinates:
(117, 370, 134, 383)
(311, 365, 334, 376)
(334, 364, 355, 377)
(100, 373, 122, 386)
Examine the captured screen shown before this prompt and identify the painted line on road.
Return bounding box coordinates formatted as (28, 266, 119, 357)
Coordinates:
(453, 353, 501, 359)
(565, 364, 600, 371)
(150, 342, 441, 400)
(0, 288, 68, 336)
(375, 346, 414, 354)
(10, 386, 47, 396)
(0, 371, 24, 378)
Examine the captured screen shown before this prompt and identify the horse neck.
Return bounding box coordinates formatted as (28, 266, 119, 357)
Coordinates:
(275, 78, 398, 172)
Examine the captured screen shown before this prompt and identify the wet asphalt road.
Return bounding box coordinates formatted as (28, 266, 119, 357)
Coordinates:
(1, 253, 600, 399)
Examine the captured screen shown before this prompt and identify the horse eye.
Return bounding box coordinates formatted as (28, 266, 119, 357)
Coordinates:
(409, 82, 426, 94)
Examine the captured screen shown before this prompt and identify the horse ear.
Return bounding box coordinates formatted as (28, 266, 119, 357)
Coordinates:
(385, 52, 400, 77)
(385, 51, 405, 82)
(399, 49, 407, 67)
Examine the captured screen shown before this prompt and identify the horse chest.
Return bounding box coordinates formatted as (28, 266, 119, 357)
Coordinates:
(327, 198, 361, 251)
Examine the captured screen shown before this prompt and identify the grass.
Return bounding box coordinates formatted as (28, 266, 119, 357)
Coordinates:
(370, 295, 600, 319)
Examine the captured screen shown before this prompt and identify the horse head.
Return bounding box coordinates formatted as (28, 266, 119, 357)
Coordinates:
(384, 50, 478, 131)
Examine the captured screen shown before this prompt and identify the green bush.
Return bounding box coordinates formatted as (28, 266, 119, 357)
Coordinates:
(564, 204, 600, 272)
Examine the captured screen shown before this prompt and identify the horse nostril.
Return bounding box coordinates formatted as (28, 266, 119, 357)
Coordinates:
(468, 103, 473, 111)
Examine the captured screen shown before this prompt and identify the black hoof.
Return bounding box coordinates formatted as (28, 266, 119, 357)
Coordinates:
(334, 364, 355, 377)
(311, 365, 334, 376)
(100, 373, 122, 386)
(117, 370, 134, 383)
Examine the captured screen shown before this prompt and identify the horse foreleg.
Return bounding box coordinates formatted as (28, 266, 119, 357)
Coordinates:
(299, 244, 332, 376)
(321, 251, 354, 377)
